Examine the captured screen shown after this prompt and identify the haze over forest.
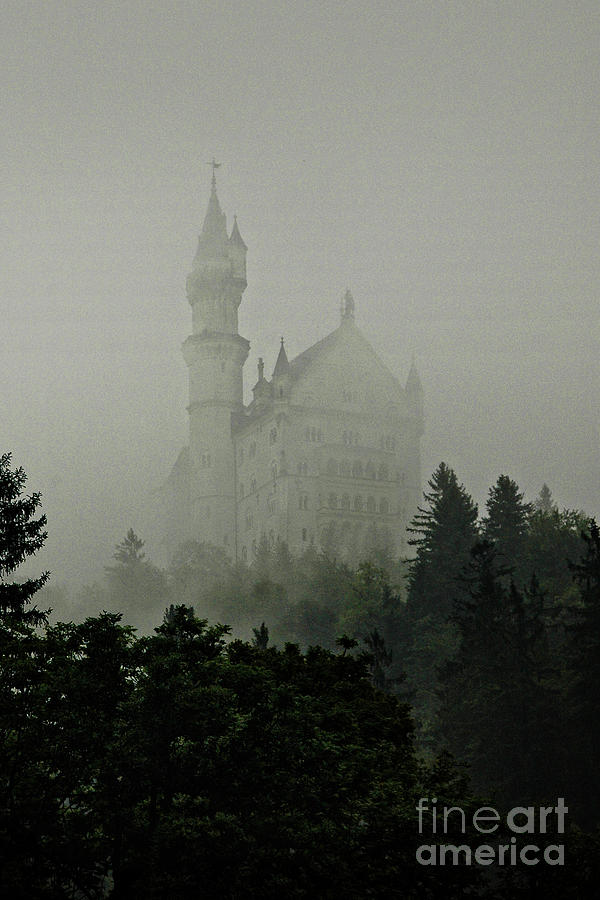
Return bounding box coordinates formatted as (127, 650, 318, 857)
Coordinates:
(3, 0, 598, 585)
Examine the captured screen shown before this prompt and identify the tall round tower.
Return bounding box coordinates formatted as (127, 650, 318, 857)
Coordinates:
(182, 167, 249, 552)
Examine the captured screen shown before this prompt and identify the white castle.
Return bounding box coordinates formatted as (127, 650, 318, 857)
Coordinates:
(159, 170, 424, 564)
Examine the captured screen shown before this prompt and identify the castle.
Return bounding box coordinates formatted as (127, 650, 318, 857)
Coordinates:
(159, 171, 424, 564)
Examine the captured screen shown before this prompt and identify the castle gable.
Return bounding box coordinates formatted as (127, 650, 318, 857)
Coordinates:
(289, 321, 405, 412)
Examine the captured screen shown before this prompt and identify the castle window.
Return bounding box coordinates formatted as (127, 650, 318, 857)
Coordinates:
(328, 493, 337, 509)
(241, 546, 247, 562)
(269, 427, 277, 444)
(299, 493, 308, 509)
(271, 461, 278, 481)
(327, 458, 338, 476)
(268, 496, 276, 514)
(302, 528, 307, 542)
(379, 498, 389, 514)
(354, 495, 363, 512)
(341, 494, 350, 510)
(378, 464, 389, 481)
(252, 539, 257, 556)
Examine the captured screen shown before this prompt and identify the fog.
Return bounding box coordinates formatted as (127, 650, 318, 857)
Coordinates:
(2, 0, 598, 585)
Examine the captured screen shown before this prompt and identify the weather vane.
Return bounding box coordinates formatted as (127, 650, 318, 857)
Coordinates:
(207, 157, 222, 187)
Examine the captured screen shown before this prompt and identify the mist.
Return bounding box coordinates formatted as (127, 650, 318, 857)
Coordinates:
(2, 0, 598, 586)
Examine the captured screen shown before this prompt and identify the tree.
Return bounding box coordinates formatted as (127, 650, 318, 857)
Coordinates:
(0, 452, 49, 628)
(565, 520, 600, 827)
(404, 463, 478, 741)
(437, 542, 560, 807)
(105, 528, 166, 632)
(535, 482, 555, 513)
(407, 462, 479, 622)
(481, 474, 533, 583)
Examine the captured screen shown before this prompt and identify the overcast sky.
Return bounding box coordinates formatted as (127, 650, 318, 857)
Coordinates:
(3, 0, 598, 583)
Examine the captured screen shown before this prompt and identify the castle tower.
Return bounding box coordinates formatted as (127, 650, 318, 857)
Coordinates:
(181, 165, 249, 552)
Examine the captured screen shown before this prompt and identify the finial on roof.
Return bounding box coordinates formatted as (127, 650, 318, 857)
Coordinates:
(207, 157, 221, 191)
(341, 288, 355, 322)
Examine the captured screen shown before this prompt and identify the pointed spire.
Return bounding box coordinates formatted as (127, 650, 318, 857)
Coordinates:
(340, 288, 355, 322)
(201, 170, 227, 240)
(273, 337, 290, 377)
(406, 358, 423, 394)
(230, 214, 247, 250)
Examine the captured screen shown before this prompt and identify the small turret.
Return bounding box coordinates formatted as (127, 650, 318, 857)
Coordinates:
(272, 337, 291, 401)
(406, 358, 424, 435)
(273, 337, 290, 377)
(229, 215, 247, 282)
(340, 288, 355, 323)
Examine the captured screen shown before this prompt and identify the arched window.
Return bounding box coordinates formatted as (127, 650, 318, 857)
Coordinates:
(354, 495, 363, 511)
(269, 427, 277, 444)
(328, 493, 337, 509)
(241, 546, 247, 562)
(271, 461, 278, 481)
(378, 464, 389, 481)
(367, 496, 376, 513)
(341, 494, 350, 510)
(327, 458, 338, 476)
(380, 498, 389, 514)
(302, 528, 307, 542)
(252, 539, 257, 556)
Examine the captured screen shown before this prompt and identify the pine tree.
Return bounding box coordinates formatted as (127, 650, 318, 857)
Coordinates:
(407, 462, 479, 622)
(482, 474, 533, 582)
(0, 452, 49, 628)
(565, 520, 600, 827)
(437, 542, 559, 807)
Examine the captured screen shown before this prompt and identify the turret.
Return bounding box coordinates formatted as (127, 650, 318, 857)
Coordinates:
(406, 359, 424, 435)
(340, 288, 355, 324)
(182, 164, 249, 552)
(272, 337, 291, 402)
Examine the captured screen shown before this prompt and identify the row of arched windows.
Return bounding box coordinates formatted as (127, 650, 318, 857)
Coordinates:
(327, 493, 390, 514)
(305, 426, 323, 443)
(326, 458, 390, 481)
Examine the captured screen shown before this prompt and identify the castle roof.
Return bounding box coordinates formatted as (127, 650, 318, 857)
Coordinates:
(273, 338, 290, 377)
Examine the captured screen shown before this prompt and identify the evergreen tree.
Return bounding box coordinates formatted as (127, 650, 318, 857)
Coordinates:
(0, 452, 49, 629)
(407, 462, 479, 622)
(535, 482, 555, 513)
(565, 520, 600, 827)
(481, 474, 533, 583)
(404, 463, 478, 740)
(437, 542, 560, 807)
(105, 528, 166, 632)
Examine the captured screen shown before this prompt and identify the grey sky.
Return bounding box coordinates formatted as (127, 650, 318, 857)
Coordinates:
(2, 0, 598, 582)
